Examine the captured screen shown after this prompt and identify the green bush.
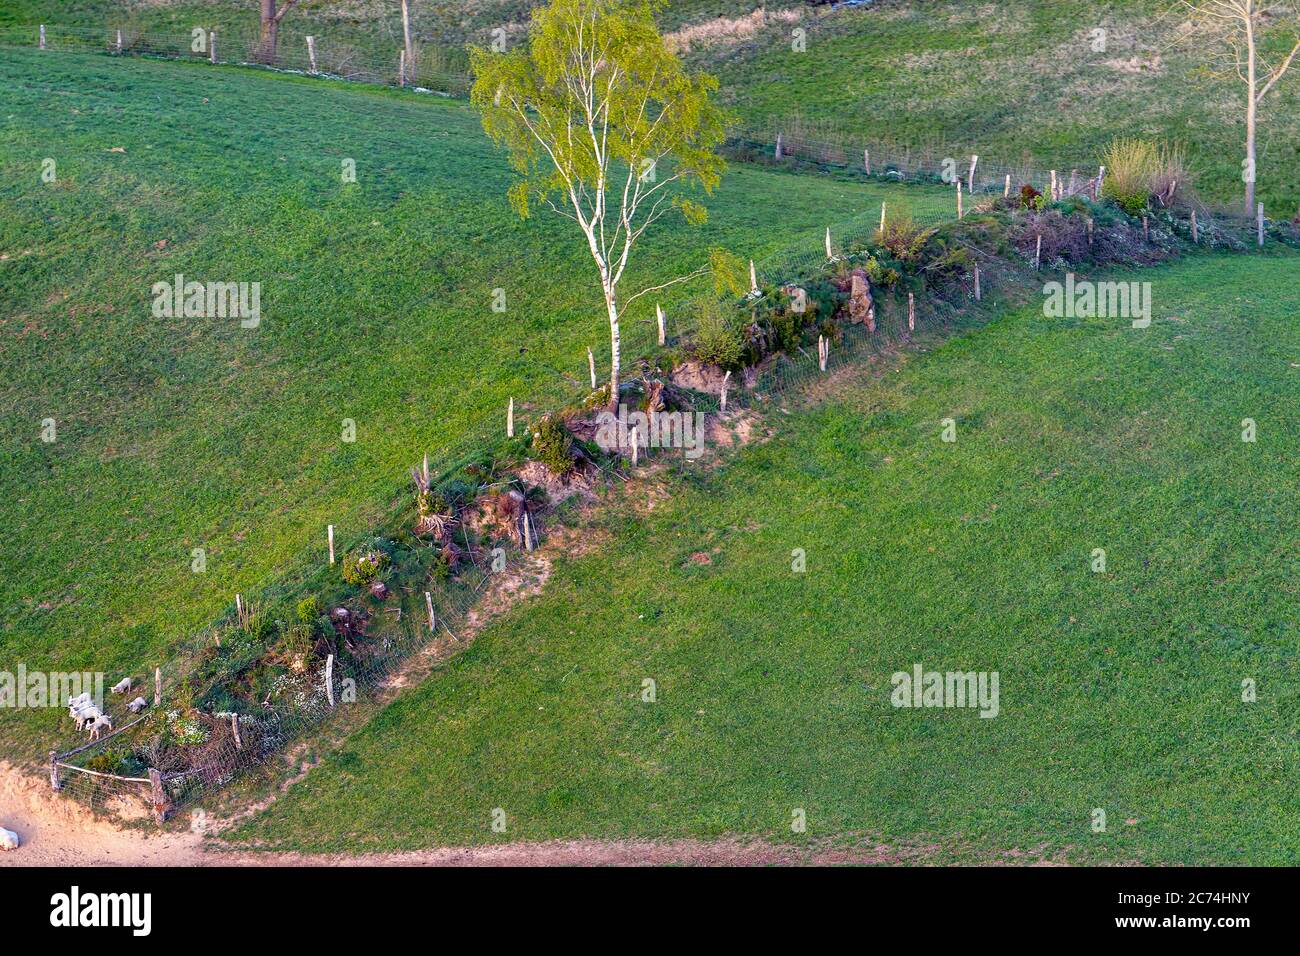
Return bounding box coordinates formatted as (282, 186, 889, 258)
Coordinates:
(277, 622, 315, 672)
(295, 595, 322, 624)
(877, 214, 936, 265)
(86, 748, 135, 775)
(690, 296, 743, 369)
(530, 414, 576, 475)
(1101, 137, 1158, 215)
(342, 549, 388, 586)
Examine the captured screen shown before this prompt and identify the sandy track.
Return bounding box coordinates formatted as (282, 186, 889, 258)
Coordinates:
(2, 763, 1068, 866)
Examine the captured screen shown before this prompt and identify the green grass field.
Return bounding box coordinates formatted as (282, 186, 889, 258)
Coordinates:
(7, 2, 1298, 211)
(225, 250, 1300, 865)
(0, 47, 949, 752)
(696, 0, 1300, 214)
(3, 4, 1297, 867)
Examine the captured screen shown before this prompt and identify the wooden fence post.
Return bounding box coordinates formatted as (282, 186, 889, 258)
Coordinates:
(399, 49, 407, 87)
(956, 181, 964, 220)
(209, 31, 216, 64)
(1035, 235, 1043, 270)
(1050, 170, 1058, 201)
(749, 259, 758, 294)
(774, 133, 783, 160)
(1004, 174, 1011, 198)
(1096, 165, 1106, 200)
(974, 265, 982, 301)
(720, 370, 731, 413)
(818, 335, 828, 372)
(968, 154, 978, 192)
(325, 654, 335, 707)
(328, 524, 335, 565)
(39, 25, 46, 49)
(507, 398, 514, 438)
(656, 303, 666, 345)
(1142, 216, 1149, 241)
(49, 750, 60, 791)
(230, 713, 242, 750)
(154, 667, 161, 707)
(115, 29, 122, 54)
(306, 35, 317, 74)
(864, 148, 870, 175)
(908, 292, 916, 333)
(1257, 202, 1265, 247)
(825, 227, 833, 260)
(1190, 209, 1199, 243)
(880, 203, 887, 232)
(425, 592, 435, 632)
(630, 426, 640, 467)
(148, 768, 170, 824)
(587, 347, 597, 390)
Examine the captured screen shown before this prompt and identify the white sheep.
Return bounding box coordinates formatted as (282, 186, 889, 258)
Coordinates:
(127, 696, 148, 714)
(111, 677, 132, 694)
(67, 692, 92, 716)
(70, 701, 101, 730)
(0, 828, 18, 852)
(87, 714, 113, 740)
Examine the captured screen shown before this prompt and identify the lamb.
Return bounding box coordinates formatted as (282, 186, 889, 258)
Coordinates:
(69, 696, 103, 730)
(127, 696, 148, 714)
(0, 827, 18, 852)
(87, 714, 113, 740)
(111, 677, 132, 694)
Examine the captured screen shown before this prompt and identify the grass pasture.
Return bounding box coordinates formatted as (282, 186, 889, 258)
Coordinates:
(0, 47, 950, 752)
(7, 1, 1298, 210)
(1, 4, 1296, 869)
(695, 0, 1300, 214)
(226, 250, 1300, 865)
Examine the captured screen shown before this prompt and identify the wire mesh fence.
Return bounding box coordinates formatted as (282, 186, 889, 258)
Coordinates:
(0, 22, 472, 95)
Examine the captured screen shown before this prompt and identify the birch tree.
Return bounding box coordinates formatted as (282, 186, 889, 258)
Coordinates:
(401, 0, 416, 85)
(257, 0, 318, 65)
(1174, 1, 1300, 211)
(469, 0, 727, 406)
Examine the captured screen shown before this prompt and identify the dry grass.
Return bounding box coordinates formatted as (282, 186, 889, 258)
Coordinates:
(664, 7, 802, 55)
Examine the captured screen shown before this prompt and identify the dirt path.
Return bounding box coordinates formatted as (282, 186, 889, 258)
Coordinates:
(3, 762, 1051, 867)
(3, 763, 1075, 867)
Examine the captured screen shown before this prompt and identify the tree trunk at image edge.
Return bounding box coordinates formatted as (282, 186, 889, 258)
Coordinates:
(259, 0, 279, 65)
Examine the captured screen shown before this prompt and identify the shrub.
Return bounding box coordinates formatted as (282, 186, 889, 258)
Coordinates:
(295, 596, 322, 624)
(863, 255, 901, 289)
(277, 623, 315, 673)
(1019, 184, 1045, 211)
(530, 414, 576, 475)
(1151, 141, 1192, 208)
(233, 597, 273, 641)
(877, 215, 935, 264)
(1101, 137, 1159, 215)
(86, 748, 133, 775)
(342, 548, 388, 586)
(690, 296, 743, 369)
